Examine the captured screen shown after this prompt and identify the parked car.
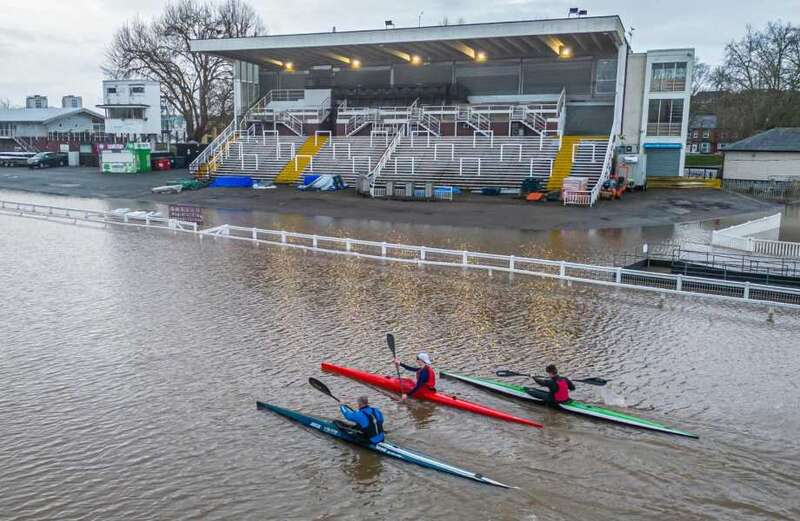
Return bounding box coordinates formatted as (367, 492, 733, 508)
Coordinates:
(27, 152, 68, 168)
(0, 152, 36, 167)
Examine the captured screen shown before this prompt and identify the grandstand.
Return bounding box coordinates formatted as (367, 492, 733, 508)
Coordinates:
(190, 17, 694, 206)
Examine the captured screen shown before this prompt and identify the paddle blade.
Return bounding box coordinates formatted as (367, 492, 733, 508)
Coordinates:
(386, 333, 396, 356)
(309, 377, 340, 402)
(576, 377, 609, 386)
(495, 370, 530, 378)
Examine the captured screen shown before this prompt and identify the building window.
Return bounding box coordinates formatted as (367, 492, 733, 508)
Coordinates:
(647, 98, 684, 136)
(650, 62, 687, 92)
(107, 87, 117, 94)
(107, 108, 145, 119)
(595, 59, 617, 95)
(700, 142, 710, 153)
(692, 130, 699, 139)
(0, 122, 16, 137)
(130, 86, 145, 95)
(702, 129, 710, 139)
(690, 143, 698, 153)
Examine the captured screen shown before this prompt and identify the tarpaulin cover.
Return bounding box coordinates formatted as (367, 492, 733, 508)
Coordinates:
(210, 176, 253, 188)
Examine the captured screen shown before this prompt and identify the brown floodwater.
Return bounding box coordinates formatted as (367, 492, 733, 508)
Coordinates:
(1, 191, 799, 520)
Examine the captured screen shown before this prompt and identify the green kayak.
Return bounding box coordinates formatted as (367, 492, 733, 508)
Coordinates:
(440, 371, 698, 439)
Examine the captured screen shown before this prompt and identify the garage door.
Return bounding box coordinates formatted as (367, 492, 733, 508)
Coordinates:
(646, 149, 681, 177)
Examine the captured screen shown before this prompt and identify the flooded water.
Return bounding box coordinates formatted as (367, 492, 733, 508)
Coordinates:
(1, 192, 800, 520)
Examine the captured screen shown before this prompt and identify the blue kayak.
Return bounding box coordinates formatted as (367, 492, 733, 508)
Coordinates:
(257, 401, 512, 488)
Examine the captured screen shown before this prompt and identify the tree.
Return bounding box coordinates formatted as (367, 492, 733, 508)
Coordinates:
(691, 61, 711, 96)
(104, 0, 264, 141)
(0, 98, 12, 110)
(709, 21, 800, 137)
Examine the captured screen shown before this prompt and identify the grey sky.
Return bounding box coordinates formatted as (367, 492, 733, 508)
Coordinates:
(0, 0, 797, 110)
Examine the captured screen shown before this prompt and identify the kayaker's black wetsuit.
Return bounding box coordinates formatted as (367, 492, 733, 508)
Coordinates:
(533, 375, 575, 406)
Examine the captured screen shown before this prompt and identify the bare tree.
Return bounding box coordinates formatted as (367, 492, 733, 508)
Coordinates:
(711, 21, 800, 137)
(104, 0, 264, 141)
(691, 61, 711, 96)
(0, 97, 12, 110)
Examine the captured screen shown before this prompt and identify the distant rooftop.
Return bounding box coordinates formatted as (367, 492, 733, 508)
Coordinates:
(725, 128, 800, 153)
(0, 108, 104, 123)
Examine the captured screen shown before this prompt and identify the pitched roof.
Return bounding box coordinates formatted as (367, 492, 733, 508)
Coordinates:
(0, 107, 104, 124)
(724, 128, 800, 153)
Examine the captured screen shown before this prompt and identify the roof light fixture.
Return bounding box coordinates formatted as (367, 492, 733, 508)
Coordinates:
(558, 46, 573, 59)
(284, 62, 294, 71)
(475, 51, 487, 62)
(411, 54, 422, 65)
(351, 59, 362, 69)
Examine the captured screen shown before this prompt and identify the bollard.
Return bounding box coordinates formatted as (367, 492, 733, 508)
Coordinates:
(658, 293, 666, 309)
(767, 307, 775, 323)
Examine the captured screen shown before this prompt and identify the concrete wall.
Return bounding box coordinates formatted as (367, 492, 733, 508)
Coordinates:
(621, 53, 646, 147)
(724, 151, 800, 180)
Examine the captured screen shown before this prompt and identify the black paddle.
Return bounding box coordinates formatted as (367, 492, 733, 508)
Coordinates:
(495, 369, 609, 386)
(386, 333, 403, 383)
(309, 377, 341, 402)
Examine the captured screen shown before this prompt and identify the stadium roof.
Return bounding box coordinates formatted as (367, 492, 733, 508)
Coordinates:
(725, 128, 800, 153)
(191, 16, 626, 71)
(0, 108, 104, 123)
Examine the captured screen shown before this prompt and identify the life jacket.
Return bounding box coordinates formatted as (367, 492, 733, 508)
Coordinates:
(553, 376, 571, 403)
(421, 365, 436, 391)
(359, 406, 384, 441)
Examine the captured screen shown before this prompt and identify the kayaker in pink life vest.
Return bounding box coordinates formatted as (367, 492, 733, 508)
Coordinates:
(393, 352, 436, 401)
(533, 364, 575, 406)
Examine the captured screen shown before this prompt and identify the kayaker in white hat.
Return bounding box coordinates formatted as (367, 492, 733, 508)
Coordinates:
(393, 352, 436, 401)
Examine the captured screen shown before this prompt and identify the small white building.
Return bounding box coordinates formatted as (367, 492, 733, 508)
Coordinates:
(0, 108, 104, 138)
(99, 80, 162, 139)
(723, 128, 800, 182)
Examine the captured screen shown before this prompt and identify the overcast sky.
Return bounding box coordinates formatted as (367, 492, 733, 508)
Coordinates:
(0, 0, 797, 110)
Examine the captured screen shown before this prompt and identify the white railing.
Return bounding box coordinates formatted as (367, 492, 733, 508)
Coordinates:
(563, 135, 616, 207)
(711, 214, 799, 258)
(189, 118, 238, 176)
(277, 111, 303, 136)
(257, 89, 305, 107)
(344, 111, 377, 136)
(294, 154, 313, 172)
(753, 239, 800, 258)
(0, 200, 199, 232)
(367, 125, 405, 196)
(4, 199, 800, 311)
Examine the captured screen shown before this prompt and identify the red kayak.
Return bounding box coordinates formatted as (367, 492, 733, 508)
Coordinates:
(321, 363, 543, 429)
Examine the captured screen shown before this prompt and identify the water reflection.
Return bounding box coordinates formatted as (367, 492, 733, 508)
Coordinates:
(340, 451, 385, 492)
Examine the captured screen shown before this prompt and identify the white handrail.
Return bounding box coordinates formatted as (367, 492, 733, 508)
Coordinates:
(4, 199, 800, 310)
(367, 125, 405, 196)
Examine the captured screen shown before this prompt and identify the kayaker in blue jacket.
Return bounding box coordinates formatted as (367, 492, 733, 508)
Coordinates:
(340, 396, 385, 444)
(393, 352, 436, 401)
